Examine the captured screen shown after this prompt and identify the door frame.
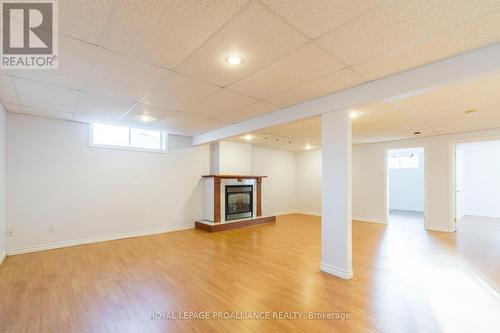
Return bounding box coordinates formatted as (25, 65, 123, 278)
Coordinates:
(449, 135, 500, 231)
(385, 145, 429, 228)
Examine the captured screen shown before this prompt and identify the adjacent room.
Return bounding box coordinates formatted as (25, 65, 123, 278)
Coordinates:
(387, 147, 425, 228)
(455, 139, 500, 228)
(1, 1, 500, 332)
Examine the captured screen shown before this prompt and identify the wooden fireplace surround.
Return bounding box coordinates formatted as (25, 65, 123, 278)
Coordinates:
(202, 175, 266, 222)
(196, 175, 275, 232)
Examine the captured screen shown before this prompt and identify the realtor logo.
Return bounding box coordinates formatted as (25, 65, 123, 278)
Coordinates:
(1, 0, 58, 69)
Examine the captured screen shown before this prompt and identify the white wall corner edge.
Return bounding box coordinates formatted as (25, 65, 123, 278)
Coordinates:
(320, 263, 353, 280)
(0, 251, 6, 265)
(7, 224, 195, 256)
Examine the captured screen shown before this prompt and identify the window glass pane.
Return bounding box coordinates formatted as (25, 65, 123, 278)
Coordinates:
(130, 128, 161, 150)
(388, 155, 419, 169)
(92, 124, 129, 147)
(388, 157, 400, 169)
(400, 155, 418, 168)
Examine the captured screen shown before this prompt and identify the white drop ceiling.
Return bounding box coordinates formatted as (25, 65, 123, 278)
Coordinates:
(1, 0, 500, 138)
(230, 70, 500, 151)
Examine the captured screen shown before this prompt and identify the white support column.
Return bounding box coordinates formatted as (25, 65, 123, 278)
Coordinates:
(321, 110, 353, 279)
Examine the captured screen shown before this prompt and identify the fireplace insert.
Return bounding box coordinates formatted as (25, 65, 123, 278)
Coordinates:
(225, 185, 253, 221)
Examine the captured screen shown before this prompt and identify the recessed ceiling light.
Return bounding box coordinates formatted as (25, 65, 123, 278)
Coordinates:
(139, 114, 154, 123)
(243, 134, 252, 141)
(226, 55, 243, 65)
(465, 109, 478, 115)
(305, 144, 312, 150)
(350, 111, 361, 119)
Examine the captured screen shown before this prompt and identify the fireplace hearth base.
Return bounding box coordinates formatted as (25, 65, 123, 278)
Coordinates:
(195, 215, 276, 232)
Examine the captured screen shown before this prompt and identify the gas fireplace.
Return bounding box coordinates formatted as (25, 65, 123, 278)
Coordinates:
(225, 185, 253, 220)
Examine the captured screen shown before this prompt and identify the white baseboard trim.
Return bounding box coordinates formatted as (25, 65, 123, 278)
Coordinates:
(270, 210, 299, 216)
(295, 211, 321, 216)
(320, 263, 353, 280)
(425, 225, 453, 232)
(7, 224, 194, 256)
(352, 216, 387, 224)
(294, 212, 387, 225)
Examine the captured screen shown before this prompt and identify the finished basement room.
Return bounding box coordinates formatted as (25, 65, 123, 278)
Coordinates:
(1, 1, 500, 332)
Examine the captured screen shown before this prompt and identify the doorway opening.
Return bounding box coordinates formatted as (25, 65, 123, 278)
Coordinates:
(454, 140, 500, 230)
(386, 147, 425, 227)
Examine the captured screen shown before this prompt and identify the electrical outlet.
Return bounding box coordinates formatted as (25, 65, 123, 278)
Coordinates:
(49, 225, 55, 233)
(7, 229, 13, 237)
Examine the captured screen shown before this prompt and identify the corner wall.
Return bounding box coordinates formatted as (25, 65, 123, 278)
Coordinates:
(252, 147, 296, 215)
(7, 113, 210, 254)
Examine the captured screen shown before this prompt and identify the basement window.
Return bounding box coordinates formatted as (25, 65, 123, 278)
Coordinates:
(388, 154, 419, 169)
(90, 123, 168, 153)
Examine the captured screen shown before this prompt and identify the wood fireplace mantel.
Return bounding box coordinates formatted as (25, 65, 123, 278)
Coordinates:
(202, 175, 267, 180)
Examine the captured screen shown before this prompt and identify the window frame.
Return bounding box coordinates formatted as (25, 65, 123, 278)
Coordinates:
(88, 123, 168, 154)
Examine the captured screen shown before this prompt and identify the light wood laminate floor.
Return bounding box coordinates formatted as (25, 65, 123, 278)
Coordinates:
(1, 213, 499, 332)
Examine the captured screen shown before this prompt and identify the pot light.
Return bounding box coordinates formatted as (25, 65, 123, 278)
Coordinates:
(226, 55, 243, 65)
(465, 109, 478, 115)
(243, 134, 252, 141)
(305, 144, 312, 150)
(350, 111, 361, 119)
(139, 114, 154, 123)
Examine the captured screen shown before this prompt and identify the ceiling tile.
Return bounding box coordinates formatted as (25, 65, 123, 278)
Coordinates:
(318, 0, 500, 65)
(142, 72, 220, 111)
(228, 43, 344, 99)
(156, 113, 227, 135)
(103, 0, 249, 68)
(13, 78, 80, 113)
(10, 37, 98, 90)
(353, 11, 500, 80)
(74, 93, 135, 121)
(186, 88, 257, 120)
(20, 106, 74, 121)
(176, 1, 308, 86)
(84, 49, 170, 102)
(59, 0, 116, 44)
(266, 68, 364, 107)
(0, 74, 19, 105)
(217, 101, 278, 122)
(261, 0, 383, 38)
(120, 103, 179, 128)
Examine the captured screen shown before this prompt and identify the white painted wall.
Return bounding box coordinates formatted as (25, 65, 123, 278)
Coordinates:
(457, 140, 500, 218)
(388, 149, 425, 212)
(7, 113, 210, 253)
(295, 128, 500, 231)
(0, 104, 6, 263)
(215, 141, 252, 175)
(295, 149, 321, 215)
(6, 115, 297, 253)
(252, 147, 296, 215)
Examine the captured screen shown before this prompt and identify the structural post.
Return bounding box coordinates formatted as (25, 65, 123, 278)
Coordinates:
(321, 110, 353, 279)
